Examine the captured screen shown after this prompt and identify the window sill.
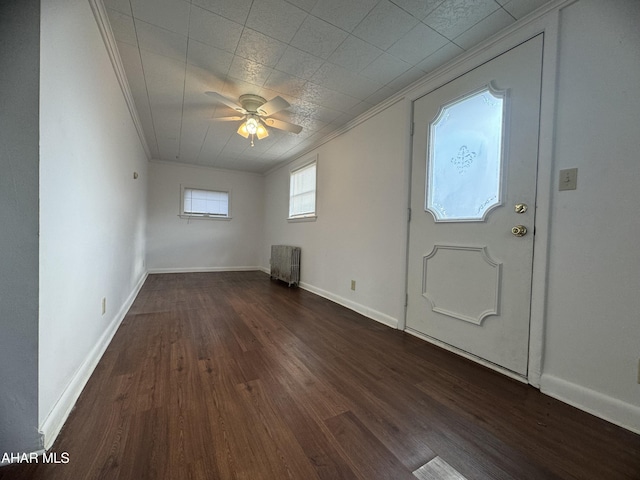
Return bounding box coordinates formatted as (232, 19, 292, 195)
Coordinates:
(179, 214, 232, 221)
(287, 215, 317, 223)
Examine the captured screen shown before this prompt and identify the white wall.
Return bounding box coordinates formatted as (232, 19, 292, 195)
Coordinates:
(540, 0, 640, 432)
(147, 161, 264, 272)
(263, 101, 409, 327)
(0, 0, 41, 455)
(263, 0, 640, 433)
(39, 0, 148, 444)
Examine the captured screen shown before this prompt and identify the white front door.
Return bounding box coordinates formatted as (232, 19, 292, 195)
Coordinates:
(406, 36, 543, 377)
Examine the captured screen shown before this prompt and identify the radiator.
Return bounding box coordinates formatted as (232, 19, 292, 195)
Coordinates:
(270, 245, 301, 287)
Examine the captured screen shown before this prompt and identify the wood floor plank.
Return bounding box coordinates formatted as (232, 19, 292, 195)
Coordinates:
(324, 411, 416, 480)
(4, 271, 640, 480)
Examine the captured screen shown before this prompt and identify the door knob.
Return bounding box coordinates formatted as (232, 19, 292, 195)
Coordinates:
(511, 225, 527, 237)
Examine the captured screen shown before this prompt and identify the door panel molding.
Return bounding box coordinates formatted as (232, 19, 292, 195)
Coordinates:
(422, 245, 501, 326)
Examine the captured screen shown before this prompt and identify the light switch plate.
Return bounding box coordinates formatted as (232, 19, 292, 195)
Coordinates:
(559, 168, 578, 191)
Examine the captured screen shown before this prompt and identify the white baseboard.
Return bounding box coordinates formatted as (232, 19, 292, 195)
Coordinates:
(258, 266, 399, 329)
(38, 272, 148, 450)
(147, 266, 262, 274)
(540, 374, 640, 435)
(298, 281, 399, 329)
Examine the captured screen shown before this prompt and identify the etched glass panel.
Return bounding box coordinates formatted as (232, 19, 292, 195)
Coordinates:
(426, 85, 506, 222)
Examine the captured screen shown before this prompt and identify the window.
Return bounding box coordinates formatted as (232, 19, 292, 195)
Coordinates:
(426, 84, 506, 222)
(289, 159, 317, 220)
(181, 187, 230, 219)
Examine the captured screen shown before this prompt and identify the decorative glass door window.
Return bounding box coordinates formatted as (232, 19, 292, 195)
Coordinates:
(426, 84, 507, 222)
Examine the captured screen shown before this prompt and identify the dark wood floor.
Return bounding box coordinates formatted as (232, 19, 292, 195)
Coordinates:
(3, 271, 639, 480)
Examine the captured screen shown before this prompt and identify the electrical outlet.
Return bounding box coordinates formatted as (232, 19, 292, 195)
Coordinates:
(102, 297, 106, 316)
(351, 280, 356, 291)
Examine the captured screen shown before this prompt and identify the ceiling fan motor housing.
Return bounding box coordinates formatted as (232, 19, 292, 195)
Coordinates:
(239, 94, 267, 114)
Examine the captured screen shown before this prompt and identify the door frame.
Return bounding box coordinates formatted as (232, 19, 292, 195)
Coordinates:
(399, 0, 577, 386)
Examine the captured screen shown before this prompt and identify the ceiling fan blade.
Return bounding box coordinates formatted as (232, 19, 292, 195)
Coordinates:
(257, 96, 290, 116)
(263, 117, 303, 134)
(205, 91, 246, 114)
(212, 115, 246, 122)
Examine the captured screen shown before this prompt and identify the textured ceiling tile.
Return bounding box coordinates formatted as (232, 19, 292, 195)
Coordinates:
(310, 63, 382, 100)
(415, 41, 464, 73)
(310, 0, 378, 32)
(300, 82, 361, 112)
(106, 8, 137, 46)
(130, 0, 190, 35)
(140, 53, 186, 104)
(103, 0, 132, 16)
(105, 0, 548, 172)
(228, 56, 274, 87)
(274, 46, 324, 79)
(156, 137, 180, 162)
(220, 134, 252, 155)
(186, 40, 233, 80)
(283, 0, 319, 13)
(246, 0, 308, 43)
(201, 122, 235, 155)
(189, 6, 244, 53)
(387, 65, 427, 89)
(264, 140, 300, 158)
(135, 20, 188, 62)
(454, 8, 514, 50)
(284, 114, 328, 134)
(221, 78, 267, 100)
(191, 0, 253, 24)
(186, 64, 227, 98)
(257, 86, 296, 107)
(289, 15, 349, 59)
(424, 0, 501, 39)
(327, 35, 383, 73)
(502, 0, 549, 19)
(288, 101, 342, 123)
(360, 52, 412, 84)
(352, 0, 419, 50)
(183, 76, 221, 121)
(178, 118, 210, 162)
(235, 28, 289, 67)
(387, 22, 449, 64)
(263, 70, 308, 97)
(388, 0, 446, 19)
(365, 85, 396, 105)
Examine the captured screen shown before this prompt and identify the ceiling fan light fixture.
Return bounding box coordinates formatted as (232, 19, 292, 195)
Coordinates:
(245, 116, 259, 135)
(236, 122, 250, 138)
(207, 91, 302, 143)
(256, 122, 269, 140)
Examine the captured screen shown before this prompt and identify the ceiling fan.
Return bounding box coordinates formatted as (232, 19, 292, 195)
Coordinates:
(205, 92, 303, 146)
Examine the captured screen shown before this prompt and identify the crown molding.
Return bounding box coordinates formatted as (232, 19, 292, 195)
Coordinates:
(88, 0, 151, 160)
(149, 158, 264, 177)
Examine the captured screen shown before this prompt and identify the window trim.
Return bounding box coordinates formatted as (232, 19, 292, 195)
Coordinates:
(288, 155, 318, 222)
(179, 185, 232, 220)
